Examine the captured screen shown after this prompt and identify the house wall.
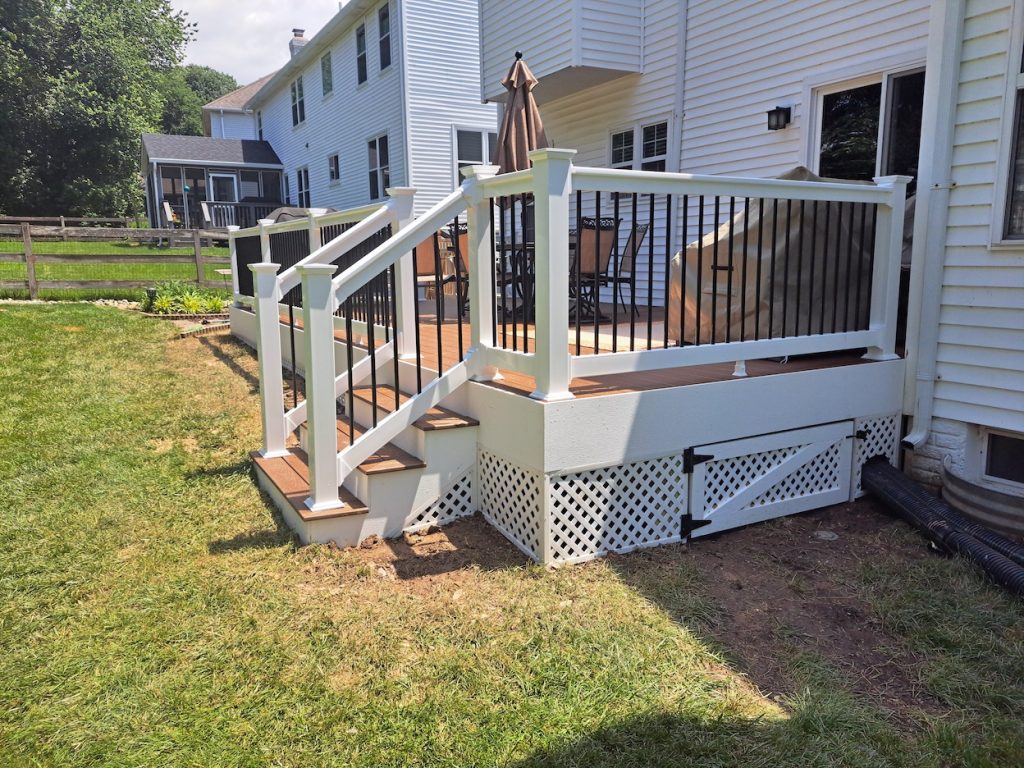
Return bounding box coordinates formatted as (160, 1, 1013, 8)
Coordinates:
(907, 0, 1024, 488)
(253, 0, 407, 211)
(208, 110, 257, 140)
(403, 0, 498, 215)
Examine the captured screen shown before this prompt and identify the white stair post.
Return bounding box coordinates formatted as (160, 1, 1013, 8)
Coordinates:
(387, 187, 418, 359)
(250, 262, 288, 457)
(528, 148, 576, 401)
(298, 264, 343, 511)
(463, 164, 501, 381)
(226, 225, 241, 303)
(865, 175, 912, 361)
(307, 211, 323, 253)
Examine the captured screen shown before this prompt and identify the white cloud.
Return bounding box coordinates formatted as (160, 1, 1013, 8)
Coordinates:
(172, 0, 343, 85)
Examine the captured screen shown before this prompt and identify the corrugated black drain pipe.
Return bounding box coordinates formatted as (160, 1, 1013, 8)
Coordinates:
(861, 459, 1024, 597)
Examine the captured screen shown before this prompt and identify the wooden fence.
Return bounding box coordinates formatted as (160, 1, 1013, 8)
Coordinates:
(0, 224, 232, 298)
(0, 215, 132, 227)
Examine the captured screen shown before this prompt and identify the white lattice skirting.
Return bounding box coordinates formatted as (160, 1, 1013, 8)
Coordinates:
(404, 469, 476, 533)
(477, 417, 902, 566)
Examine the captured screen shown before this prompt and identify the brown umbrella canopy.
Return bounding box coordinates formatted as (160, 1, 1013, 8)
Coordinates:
(495, 53, 548, 174)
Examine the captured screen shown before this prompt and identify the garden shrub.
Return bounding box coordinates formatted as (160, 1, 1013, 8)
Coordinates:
(143, 281, 229, 314)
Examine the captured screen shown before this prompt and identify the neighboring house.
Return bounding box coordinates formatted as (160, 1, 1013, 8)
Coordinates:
(140, 133, 284, 229)
(202, 72, 277, 139)
(215, 0, 497, 215)
(475, 0, 1024, 504)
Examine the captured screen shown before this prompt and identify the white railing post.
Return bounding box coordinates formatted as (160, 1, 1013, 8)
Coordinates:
(528, 148, 577, 401)
(250, 262, 288, 457)
(307, 211, 322, 253)
(226, 225, 241, 303)
(387, 187, 418, 358)
(865, 175, 912, 361)
(258, 218, 274, 263)
(463, 164, 501, 380)
(298, 264, 343, 511)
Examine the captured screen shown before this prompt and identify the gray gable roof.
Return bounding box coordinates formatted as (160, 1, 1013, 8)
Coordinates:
(141, 134, 282, 166)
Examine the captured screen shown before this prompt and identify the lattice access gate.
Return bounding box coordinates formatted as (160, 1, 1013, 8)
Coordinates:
(477, 416, 899, 565)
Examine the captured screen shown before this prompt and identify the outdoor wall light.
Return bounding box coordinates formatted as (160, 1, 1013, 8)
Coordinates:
(767, 106, 792, 131)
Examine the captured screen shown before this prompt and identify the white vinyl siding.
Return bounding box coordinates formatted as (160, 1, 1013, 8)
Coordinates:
(932, 0, 1024, 433)
(250, 1, 406, 211)
(403, 0, 498, 213)
(208, 111, 257, 140)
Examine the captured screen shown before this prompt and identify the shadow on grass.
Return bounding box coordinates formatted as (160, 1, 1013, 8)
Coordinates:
(208, 524, 295, 554)
(186, 458, 253, 479)
(197, 334, 260, 393)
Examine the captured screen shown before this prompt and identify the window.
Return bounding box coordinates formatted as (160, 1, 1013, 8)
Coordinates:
(641, 122, 668, 171)
(611, 129, 634, 168)
(240, 171, 260, 199)
(328, 153, 340, 183)
(290, 76, 305, 126)
(321, 52, 334, 95)
(296, 167, 310, 208)
(455, 129, 496, 177)
(261, 171, 281, 201)
(256, 110, 263, 140)
(367, 134, 390, 200)
(985, 431, 1024, 486)
(284, 174, 291, 205)
(378, 4, 392, 71)
(815, 69, 924, 190)
(356, 24, 368, 84)
(1004, 43, 1024, 238)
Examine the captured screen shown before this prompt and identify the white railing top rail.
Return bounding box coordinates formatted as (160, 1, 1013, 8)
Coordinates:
(231, 201, 387, 239)
(571, 166, 902, 205)
(331, 187, 468, 302)
(277, 203, 397, 295)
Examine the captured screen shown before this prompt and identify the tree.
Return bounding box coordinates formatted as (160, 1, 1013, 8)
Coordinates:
(0, 0, 193, 217)
(158, 65, 238, 137)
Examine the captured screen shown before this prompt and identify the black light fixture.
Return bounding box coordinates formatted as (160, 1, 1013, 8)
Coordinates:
(767, 105, 792, 131)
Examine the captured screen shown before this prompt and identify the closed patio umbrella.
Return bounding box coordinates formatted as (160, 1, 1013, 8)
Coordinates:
(495, 52, 547, 174)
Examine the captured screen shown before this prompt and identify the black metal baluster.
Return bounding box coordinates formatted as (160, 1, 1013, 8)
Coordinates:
(629, 192, 638, 351)
(611, 192, 620, 353)
(854, 202, 866, 331)
(782, 199, 792, 338)
(807, 200, 818, 336)
(521, 193, 530, 352)
(490, 201, 498, 347)
(795, 199, 805, 339)
(646, 193, 656, 349)
(344, 300, 355, 445)
(832, 198, 843, 333)
(726, 196, 735, 343)
(711, 196, 720, 344)
(453, 216, 464, 362)
(389, 265, 401, 409)
(740, 197, 750, 341)
(754, 198, 765, 341)
(367, 282, 378, 428)
(864, 203, 878, 331)
(820, 200, 831, 335)
(510, 196, 518, 352)
(844, 201, 856, 332)
(663, 193, 672, 349)
(412, 258, 423, 394)
(575, 190, 583, 356)
(679, 194, 688, 346)
(499, 197, 508, 349)
(432, 231, 445, 375)
(695, 195, 704, 346)
(593, 191, 602, 355)
(288, 296, 298, 409)
(768, 199, 779, 339)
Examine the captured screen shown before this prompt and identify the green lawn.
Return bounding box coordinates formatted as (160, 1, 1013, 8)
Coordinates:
(0, 304, 1021, 767)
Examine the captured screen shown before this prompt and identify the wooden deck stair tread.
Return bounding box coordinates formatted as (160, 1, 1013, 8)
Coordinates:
(299, 420, 426, 474)
(250, 451, 368, 522)
(350, 385, 479, 430)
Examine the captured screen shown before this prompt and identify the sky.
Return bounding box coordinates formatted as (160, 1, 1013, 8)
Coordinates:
(171, 0, 343, 85)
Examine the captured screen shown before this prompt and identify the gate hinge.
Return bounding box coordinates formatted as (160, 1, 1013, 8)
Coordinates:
(683, 447, 715, 474)
(681, 511, 712, 540)
(855, 428, 871, 440)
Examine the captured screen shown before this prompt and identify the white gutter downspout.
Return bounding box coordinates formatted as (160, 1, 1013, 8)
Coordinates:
(902, 0, 965, 450)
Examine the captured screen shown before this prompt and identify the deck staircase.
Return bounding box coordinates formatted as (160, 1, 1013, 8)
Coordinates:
(252, 332, 480, 546)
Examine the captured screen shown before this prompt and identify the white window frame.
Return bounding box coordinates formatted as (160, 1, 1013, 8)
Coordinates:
(378, 3, 392, 72)
(296, 166, 310, 208)
(802, 53, 926, 177)
(209, 172, 239, 203)
(607, 117, 670, 171)
(328, 153, 340, 184)
(451, 126, 496, 185)
(989, 0, 1024, 246)
(356, 24, 368, 85)
(367, 133, 390, 201)
(321, 52, 334, 96)
(609, 128, 634, 169)
(980, 427, 1024, 491)
(290, 76, 305, 126)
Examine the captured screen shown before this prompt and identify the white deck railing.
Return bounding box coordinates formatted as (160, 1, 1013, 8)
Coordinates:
(242, 149, 909, 513)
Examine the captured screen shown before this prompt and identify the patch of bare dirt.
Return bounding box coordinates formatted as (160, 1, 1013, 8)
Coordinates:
(345, 516, 530, 597)
(613, 499, 944, 719)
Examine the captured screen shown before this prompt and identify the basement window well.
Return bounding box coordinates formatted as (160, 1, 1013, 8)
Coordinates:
(984, 431, 1024, 487)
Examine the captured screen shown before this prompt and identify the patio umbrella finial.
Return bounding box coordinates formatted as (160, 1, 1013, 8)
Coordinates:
(515, 50, 523, 60)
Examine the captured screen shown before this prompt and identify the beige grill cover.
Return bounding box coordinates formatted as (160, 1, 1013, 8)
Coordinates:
(666, 167, 913, 345)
